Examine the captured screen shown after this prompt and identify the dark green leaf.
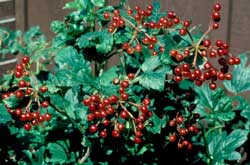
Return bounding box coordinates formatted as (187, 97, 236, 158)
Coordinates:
(224, 54, 250, 93)
(0, 104, 11, 123)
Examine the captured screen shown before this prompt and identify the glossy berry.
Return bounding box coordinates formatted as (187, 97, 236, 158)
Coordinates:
(209, 82, 217, 90)
(135, 131, 142, 137)
(24, 123, 32, 131)
(214, 3, 222, 11)
(40, 86, 48, 93)
(103, 12, 110, 19)
(41, 101, 49, 108)
(176, 116, 184, 124)
(143, 98, 151, 105)
(121, 93, 129, 100)
(18, 80, 26, 87)
(169, 134, 176, 142)
(134, 137, 142, 144)
(120, 110, 128, 119)
(212, 12, 220, 22)
(22, 56, 30, 64)
(121, 80, 129, 88)
(15, 90, 24, 98)
(89, 125, 98, 133)
(44, 113, 52, 121)
(15, 71, 23, 78)
(87, 114, 95, 121)
(100, 130, 107, 138)
(112, 130, 120, 138)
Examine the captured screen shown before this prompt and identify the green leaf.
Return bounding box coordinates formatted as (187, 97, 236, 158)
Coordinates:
(224, 54, 250, 93)
(0, 104, 11, 123)
(2, 94, 22, 109)
(208, 129, 248, 163)
(91, 0, 104, 7)
(98, 66, 118, 86)
(147, 112, 167, 134)
(139, 66, 170, 91)
(141, 56, 161, 72)
(46, 142, 68, 163)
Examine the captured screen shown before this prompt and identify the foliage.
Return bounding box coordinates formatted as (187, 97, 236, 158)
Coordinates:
(0, 0, 250, 164)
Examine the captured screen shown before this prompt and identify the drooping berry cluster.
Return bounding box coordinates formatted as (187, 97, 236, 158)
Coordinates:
(104, 4, 191, 56)
(172, 3, 241, 90)
(83, 74, 152, 144)
(168, 104, 199, 150)
(2, 56, 51, 131)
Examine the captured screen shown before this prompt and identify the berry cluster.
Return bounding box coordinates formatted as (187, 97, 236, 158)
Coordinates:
(168, 104, 199, 150)
(2, 56, 51, 131)
(83, 75, 152, 144)
(104, 5, 191, 56)
(172, 3, 240, 90)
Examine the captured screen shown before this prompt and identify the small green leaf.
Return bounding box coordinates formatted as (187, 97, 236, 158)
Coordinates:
(2, 94, 22, 109)
(141, 56, 161, 72)
(224, 54, 250, 93)
(147, 112, 167, 134)
(0, 104, 11, 123)
(91, 0, 104, 7)
(46, 142, 68, 163)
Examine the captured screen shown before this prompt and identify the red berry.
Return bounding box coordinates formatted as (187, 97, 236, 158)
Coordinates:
(234, 57, 241, 65)
(143, 98, 151, 105)
(15, 90, 24, 98)
(225, 73, 232, 80)
(179, 128, 188, 136)
(168, 11, 176, 18)
(169, 134, 176, 142)
(170, 50, 178, 56)
(203, 39, 211, 47)
(140, 105, 149, 114)
(24, 123, 32, 131)
(127, 47, 134, 54)
(118, 123, 125, 131)
(20, 114, 27, 121)
(147, 4, 153, 11)
(209, 51, 217, 58)
(120, 110, 128, 119)
(40, 86, 48, 93)
(150, 36, 158, 43)
(216, 40, 223, 47)
(83, 98, 91, 106)
(176, 116, 184, 124)
(127, 9, 133, 15)
(212, 23, 219, 29)
(89, 125, 98, 133)
(209, 82, 217, 90)
(159, 47, 165, 52)
(204, 62, 212, 70)
(127, 73, 135, 80)
(176, 54, 184, 61)
(134, 44, 142, 52)
(91, 95, 100, 103)
(109, 95, 119, 103)
(183, 20, 191, 28)
(121, 80, 129, 88)
(25, 113, 32, 121)
(135, 131, 142, 137)
(134, 137, 142, 144)
(214, 3, 222, 11)
(212, 12, 220, 22)
(179, 29, 187, 36)
(106, 106, 114, 115)
(169, 120, 176, 127)
(15, 71, 23, 78)
(87, 114, 95, 121)
(32, 112, 39, 119)
(174, 67, 182, 75)
(41, 101, 49, 108)
(103, 12, 110, 19)
(121, 93, 129, 100)
(114, 9, 120, 16)
(38, 116, 44, 122)
(217, 72, 225, 80)
(137, 123, 145, 130)
(174, 76, 182, 83)
(112, 130, 120, 138)
(22, 56, 30, 64)
(100, 130, 107, 138)
(15, 109, 22, 116)
(103, 119, 110, 126)
(44, 113, 52, 121)
(18, 80, 26, 87)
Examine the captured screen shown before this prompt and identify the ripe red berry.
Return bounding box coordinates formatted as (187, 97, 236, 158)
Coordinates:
(38, 116, 44, 122)
(127, 73, 135, 80)
(15, 90, 24, 98)
(168, 11, 176, 18)
(41, 101, 49, 108)
(100, 130, 107, 138)
(179, 28, 187, 36)
(159, 46, 165, 52)
(225, 73, 232, 80)
(212, 12, 220, 22)
(234, 57, 241, 65)
(114, 9, 120, 16)
(216, 40, 223, 47)
(214, 3, 222, 11)
(134, 44, 142, 52)
(137, 123, 145, 130)
(18, 80, 26, 87)
(15, 71, 23, 78)
(143, 98, 151, 105)
(118, 123, 125, 131)
(87, 114, 95, 121)
(40, 86, 48, 93)
(179, 128, 188, 136)
(169, 120, 176, 127)
(89, 125, 98, 133)
(109, 95, 119, 103)
(183, 20, 191, 28)
(120, 110, 128, 119)
(103, 12, 110, 19)
(209, 82, 217, 90)
(24, 123, 32, 131)
(203, 39, 211, 47)
(127, 9, 133, 15)
(140, 105, 149, 114)
(169, 134, 176, 142)
(103, 119, 110, 126)
(83, 98, 91, 106)
(121, 93, 129, 100)
(22, 56, 30, 64)
(176, 116, 184, 124)
(44, 113, 52, 121)
(134, 137, 142, 144)
(121, 80, 129, 88)
(174, 76, 182, 83)
(147, 4, 153, 11)
(170, 50, 178, 56)
(212, 23, 219, 29)
(112, 130, 120, 138)
(91, 95, 100, 103)
(135, 131, 142, 137)
(150, 36, 158, 43)
(217, 72, 225, 80)
(175, 54, 184, 61)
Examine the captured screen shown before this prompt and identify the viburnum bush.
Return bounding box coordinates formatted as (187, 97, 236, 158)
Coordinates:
(1, 0, 250, 164)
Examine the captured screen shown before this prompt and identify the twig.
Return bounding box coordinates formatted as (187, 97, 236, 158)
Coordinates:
(78, 147, 90, 163)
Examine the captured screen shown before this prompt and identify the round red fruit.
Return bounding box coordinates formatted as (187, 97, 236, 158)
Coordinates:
(24, 123, 32, 131)
(169, 134, 176, 142)
(103, 12, 110, 19)
(214, 3, 222, 11)
(121, 80, 129, 88)
(15, 90, 24, 98)
(120, 110, 128, 119)
(40, 86, 48, 93)
(15, 71, 23, 78)
(44, 113, 52, 121)
(121, 93, 129, 100)
(112, 130, 120, 138)
(87, 114, 95, 121)
(135, 131, 142, 137)
(22, 56, 30, 64)
(100, 130, 107, 138)
(127, 73, 135, 80)
(89, 125, 98, 133)
(18, 80, 26, 87)
(41, 101, 49, 108)
(176, 116, 184, 124)
(134, 137, 142, 144)
(143, 98, 150, 105)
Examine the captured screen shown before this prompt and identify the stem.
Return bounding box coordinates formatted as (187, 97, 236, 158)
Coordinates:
(119, 102, 136, 120)
(128, 101, 140, 108)
(192, 22, 213, 67)
(78, 147, 90, 163)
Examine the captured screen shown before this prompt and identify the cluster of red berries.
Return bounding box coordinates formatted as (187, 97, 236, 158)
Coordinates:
(83, 74, 152, 144)
(168, 104, 199, 150)
(211, 3, 222, 29)
(104, 4, 192, 56)
(15, 56, 30, 78)
(172, 3, 241, 90)
(2, 56, 52, 131)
